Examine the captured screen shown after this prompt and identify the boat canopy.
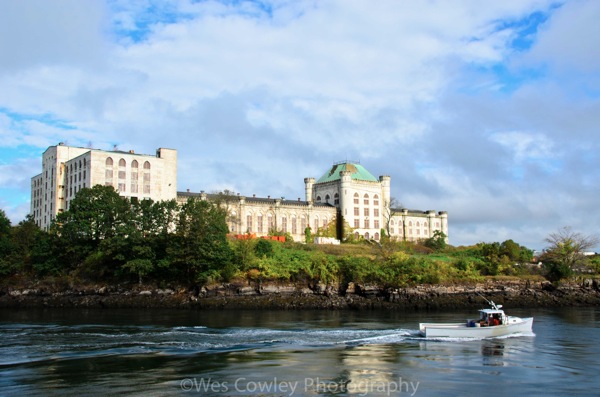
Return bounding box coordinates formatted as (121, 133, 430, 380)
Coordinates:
(479, 309, 505, 315)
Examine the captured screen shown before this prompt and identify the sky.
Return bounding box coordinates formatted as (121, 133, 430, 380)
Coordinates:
(1, 0, 599, 251)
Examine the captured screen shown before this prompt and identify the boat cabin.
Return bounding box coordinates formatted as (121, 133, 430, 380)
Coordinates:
(468, 309, 507, 327)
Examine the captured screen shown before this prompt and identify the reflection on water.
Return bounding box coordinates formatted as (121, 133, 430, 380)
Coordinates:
(0, 307, 599, 396)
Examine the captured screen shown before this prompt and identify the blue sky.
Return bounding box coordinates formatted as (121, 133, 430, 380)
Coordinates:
(1, 0, 600, 250)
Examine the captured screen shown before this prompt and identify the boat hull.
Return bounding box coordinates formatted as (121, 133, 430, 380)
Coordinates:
(419, 317, 534, 338)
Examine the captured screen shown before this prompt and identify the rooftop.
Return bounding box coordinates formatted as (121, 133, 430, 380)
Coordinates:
(316, 162, 379, 183)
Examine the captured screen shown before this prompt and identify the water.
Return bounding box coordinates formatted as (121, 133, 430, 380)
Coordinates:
(0, 307, 598, 396)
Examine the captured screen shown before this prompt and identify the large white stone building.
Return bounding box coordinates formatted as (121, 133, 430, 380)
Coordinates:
(31, 143, 177, 229)
(31, 145, 447, 242)
(179, 161, 448, 243)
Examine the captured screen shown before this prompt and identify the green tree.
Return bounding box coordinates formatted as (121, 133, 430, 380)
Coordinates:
(0, 209, 15, 276)
(53, 185, 131, 275)
(424, 230, 447, 251)
(168, 198, 233, 283)
(541, 227, 599, 282)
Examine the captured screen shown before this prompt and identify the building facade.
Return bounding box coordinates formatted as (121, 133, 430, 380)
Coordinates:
(31, 143, 177, 229)
(178, 161, 448, 243)
(30, 146, 446, 242)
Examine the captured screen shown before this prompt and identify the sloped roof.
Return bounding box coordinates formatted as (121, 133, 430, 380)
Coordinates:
(316, 162, 379, 183)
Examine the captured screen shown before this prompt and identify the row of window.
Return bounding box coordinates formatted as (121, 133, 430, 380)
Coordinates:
(315, 192, 381, 206)
(232, 214, 330, 234)
(105, 158, 151, 169)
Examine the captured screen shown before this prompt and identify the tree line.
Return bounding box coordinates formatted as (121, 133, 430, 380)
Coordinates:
(1, 185, 598, 288)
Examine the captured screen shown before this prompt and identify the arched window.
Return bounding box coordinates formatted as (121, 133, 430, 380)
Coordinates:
(316, 196, 322, 203)
(246, 214, 253, 233)
(353, 193, 359, 204)
(143, 161, 151, 194)
(105, 157, 113, 186)
(354, 232, 360, 240)
(374, 232, 380, 241)
(131, 160, 139, 194)
(364, 194, 369, 205)
(257, 213, 263, 233)
(374, 194, 379, 206)
(325, 194, 330, 203)
(365, 232, 370, 240)
(119, 158, 126, 167)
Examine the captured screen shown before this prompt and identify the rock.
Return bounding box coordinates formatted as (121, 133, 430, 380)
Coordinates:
(541, 281, 556, 292)
(139, 290, 152, 296)
(238, 286, 258, 296)
(345, 282, 356, 295)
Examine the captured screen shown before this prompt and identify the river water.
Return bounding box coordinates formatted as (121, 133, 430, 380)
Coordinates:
(0, 306, 598, 396)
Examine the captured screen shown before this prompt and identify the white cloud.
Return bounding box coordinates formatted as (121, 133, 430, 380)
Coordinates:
(3, 0, 600, 250)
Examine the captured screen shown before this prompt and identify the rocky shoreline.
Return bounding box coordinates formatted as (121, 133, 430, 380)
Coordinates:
(1, 278, 600, 310)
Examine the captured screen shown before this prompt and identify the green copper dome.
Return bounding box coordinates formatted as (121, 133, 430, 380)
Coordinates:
(316, 162, 379, 183)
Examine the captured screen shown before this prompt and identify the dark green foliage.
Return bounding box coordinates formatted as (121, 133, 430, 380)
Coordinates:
(167, 198, 232, 283)
(255, 238, 275, 258)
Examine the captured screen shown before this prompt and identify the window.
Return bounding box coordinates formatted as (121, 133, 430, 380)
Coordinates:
(374, 209, 379, 217)
(334, 193, 339, 205)
(314, 218, 319, 232)
(354, 219, 360, 228)
(246, 215, 252, 232)
(374, 232, 380, 240)
(316, 196, 322, 203)
(364, 194, 369, 205)
(354, 207, 359, 216)
(325, 194, 330, 203)
(353, 193, 359, 204)
(105, 157, 114, 185)
(257, 214, 263, 233)
(281, 217, 287, 233)
(119, 158, 126, 167)
(365, 232, 370, 240)
(374, 220, 380, 229)
(364, 208, 369, 216)
(364, 219, 369, 229)
(268, 214, 274, 231)
(291, 217, 297, 234)
(374, 194, 379, 206)
(323, 218, 328, 227)
(143, 161, 151, 170)
(301, 216, 307, 233)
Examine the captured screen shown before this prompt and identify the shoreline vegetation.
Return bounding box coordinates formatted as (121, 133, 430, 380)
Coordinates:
(2, 187, 600, 310)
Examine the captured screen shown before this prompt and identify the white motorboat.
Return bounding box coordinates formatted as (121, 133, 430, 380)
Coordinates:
(419, 300, 533, 338)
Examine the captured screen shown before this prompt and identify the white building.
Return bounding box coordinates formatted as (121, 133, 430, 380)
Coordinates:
(31, 143, 177, 229)
(179, 161, 448, 243)
(30, 146, 446, 242)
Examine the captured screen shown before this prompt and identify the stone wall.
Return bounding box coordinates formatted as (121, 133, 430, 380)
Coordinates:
(2, 278, 599, 310)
